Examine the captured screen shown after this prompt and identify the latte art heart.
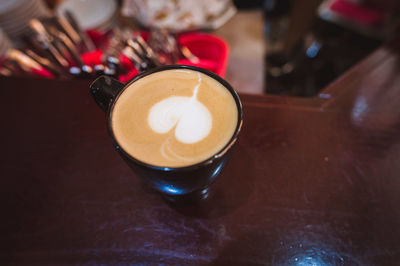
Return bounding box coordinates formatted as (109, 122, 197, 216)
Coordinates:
(148, 73, 212, 144)
(148, 96, 212, 143)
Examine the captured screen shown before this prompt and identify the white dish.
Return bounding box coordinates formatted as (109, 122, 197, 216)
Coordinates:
(56, 0, 117, 30)
(0, 0, 25, 14)
(0, 0, 49, 38)
(122, 0, 236, 32)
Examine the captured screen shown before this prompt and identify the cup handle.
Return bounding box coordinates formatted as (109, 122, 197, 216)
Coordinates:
(90, 75, 124, 112)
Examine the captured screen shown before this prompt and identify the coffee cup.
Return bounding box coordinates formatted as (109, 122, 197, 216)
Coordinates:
(89, 65, 243, 202)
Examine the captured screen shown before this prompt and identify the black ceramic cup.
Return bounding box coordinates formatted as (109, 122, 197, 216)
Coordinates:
(89, 65, 243, 202)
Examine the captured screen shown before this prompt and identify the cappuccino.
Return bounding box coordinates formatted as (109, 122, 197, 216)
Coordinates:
(111, 69, 238, 167)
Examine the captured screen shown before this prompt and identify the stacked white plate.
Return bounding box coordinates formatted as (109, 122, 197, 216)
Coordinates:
(56, 0, 118, 33)
(0, 28, 12, 58)
(0, 0, 50, 41)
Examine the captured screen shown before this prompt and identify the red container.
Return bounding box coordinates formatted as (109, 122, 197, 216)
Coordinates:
(178, 33, 229, 78)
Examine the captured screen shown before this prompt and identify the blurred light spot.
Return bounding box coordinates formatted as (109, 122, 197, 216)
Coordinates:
(306, 41, 322, 58)
(164, 185, 181, 194)
(212, 164, 223, 177)
(319, 93, 331, 99)
(352, 96, 368, 123)
(295, 255, 322, 266)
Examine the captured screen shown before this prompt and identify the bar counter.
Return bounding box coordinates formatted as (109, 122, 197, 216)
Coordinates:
(1, 35, 400, 264)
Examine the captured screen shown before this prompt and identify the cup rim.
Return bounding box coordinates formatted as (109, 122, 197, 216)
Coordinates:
(106, 65, 243, 172)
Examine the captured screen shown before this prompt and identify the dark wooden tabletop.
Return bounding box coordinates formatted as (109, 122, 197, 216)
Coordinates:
(1, 36, 400, 265)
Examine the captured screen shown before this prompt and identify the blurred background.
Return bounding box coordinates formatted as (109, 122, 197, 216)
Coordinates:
(0, 0, 398, 96)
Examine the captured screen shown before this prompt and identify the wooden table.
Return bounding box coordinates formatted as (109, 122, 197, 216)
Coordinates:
(1, 36, 400, 265)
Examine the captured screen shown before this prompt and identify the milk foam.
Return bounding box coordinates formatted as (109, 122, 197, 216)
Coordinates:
(148, 73, 212, 144)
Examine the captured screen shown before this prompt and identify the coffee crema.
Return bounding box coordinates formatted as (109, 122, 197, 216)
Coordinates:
(111, 69, 238, 167)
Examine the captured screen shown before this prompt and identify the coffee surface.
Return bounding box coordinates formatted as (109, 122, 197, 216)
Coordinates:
(111, 69, 238, 167)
